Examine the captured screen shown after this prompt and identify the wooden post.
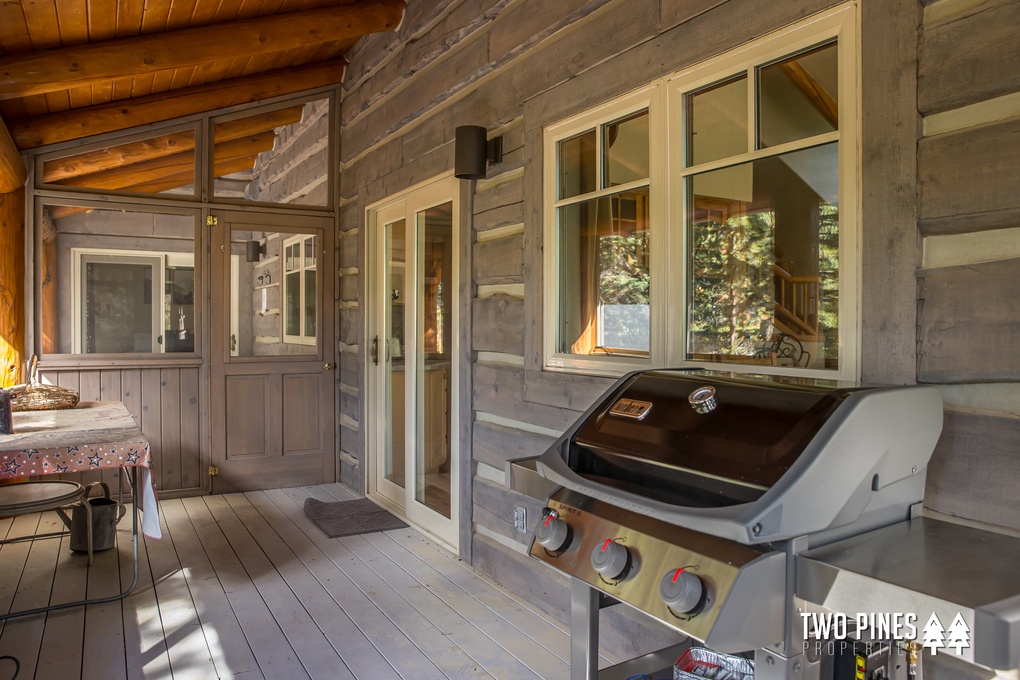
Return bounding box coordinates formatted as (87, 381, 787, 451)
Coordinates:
(0, 118, 27, 193)
(0, 189, 25, 387)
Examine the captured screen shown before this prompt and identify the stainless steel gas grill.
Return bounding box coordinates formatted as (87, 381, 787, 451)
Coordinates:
(528, 369, 955, 679)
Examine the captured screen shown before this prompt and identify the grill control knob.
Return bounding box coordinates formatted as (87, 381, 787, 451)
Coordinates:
(591, 539, 629, 579)
(535, 511, 571, 552)
(660, 568, 703, 614)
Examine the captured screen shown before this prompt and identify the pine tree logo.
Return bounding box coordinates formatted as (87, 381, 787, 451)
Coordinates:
(922, 613, 945, 654)
(945, 613, 971, 654)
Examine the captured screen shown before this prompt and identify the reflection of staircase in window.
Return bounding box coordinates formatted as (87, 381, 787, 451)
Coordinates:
(772, 263, 819, 341)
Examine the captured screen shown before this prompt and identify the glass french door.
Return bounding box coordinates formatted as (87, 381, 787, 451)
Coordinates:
(369, 177, 459, 550)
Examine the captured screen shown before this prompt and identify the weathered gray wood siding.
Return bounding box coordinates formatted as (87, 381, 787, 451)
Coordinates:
(338, 0, 1018, 661)
(40, 366, 204, 496)
(340, 0, 868, 655)
(916, 0, 1020, 534)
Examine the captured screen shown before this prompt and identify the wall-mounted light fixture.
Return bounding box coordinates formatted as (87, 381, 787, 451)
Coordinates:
(454, 125, 503, 180)
(245, 240, 267, 262)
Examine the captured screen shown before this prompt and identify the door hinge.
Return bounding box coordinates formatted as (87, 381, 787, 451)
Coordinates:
(208, 465, 219, 477)
(206, 215, 218, 227)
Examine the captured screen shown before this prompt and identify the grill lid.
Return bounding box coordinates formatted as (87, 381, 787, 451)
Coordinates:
(538, 369, 945, 544)
(569, 370, 852, 507)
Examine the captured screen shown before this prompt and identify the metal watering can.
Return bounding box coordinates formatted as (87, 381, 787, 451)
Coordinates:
(55, 482, 127, 554)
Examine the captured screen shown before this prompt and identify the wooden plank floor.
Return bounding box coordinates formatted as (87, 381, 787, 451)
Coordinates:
(0, 484, 621, 679)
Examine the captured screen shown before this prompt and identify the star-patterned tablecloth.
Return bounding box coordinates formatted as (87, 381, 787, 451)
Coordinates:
(0, 401, 161, 538)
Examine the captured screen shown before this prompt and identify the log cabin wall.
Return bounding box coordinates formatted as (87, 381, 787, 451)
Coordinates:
(338, 0, 922, 657)
(915, 0, 1020, 534)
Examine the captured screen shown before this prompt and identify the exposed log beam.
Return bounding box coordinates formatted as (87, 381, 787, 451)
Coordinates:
(0, 0, 403, 100)
(10, 60, 345, 149)
(124, 154, 263, 195)
(44, 149, 268, 213)
(0, 117, 27, 192)
(50, 132, 276, 190)
(42, 106, 303, 182)
(780, 61, 838, 128)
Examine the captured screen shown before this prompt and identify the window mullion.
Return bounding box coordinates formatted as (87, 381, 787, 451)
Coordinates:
(552, 178, 651, 209)
(747, 65, 757, 153)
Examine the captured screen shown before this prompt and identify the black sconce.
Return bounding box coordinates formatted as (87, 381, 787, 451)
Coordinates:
(245, 240, 267, 262)
(454, 125, 503, 180)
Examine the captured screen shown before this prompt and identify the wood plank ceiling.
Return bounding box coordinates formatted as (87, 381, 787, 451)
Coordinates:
(0, 0, 403, 192)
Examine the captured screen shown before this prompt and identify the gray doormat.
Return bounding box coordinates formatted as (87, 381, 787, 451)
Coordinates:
(303, 497, 408, 538)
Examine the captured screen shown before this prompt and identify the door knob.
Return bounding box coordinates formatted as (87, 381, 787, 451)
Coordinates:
(324, 362, 336, 371)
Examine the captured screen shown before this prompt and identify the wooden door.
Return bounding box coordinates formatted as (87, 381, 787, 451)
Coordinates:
(210, 211, 336, 492)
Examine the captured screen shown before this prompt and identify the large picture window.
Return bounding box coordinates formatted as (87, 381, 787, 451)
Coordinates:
(544, 5, 857, 379)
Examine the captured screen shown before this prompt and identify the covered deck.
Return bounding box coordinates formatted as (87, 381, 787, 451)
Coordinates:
(0, 484, 616, 679)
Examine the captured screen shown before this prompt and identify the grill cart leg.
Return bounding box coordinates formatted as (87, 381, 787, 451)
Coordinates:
(571, 577, 600, 680)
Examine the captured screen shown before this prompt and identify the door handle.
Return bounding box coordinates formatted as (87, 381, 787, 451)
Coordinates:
(324, 362, 336, 371)
(371, 336, 379, 365)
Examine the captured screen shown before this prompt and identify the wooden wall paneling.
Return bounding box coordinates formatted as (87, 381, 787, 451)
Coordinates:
(342, 36, 490, 162)
(160, 369, 183, 493)
(659, 0, 729, 32)
(339, 0, 505, 129)
(0, 189, 25, 387)
(473, 176, 523, 217)
(99, 369, 124, 489)
(524, 0, 835, 125)
(919, 206, 1020, 237)
(473, 363, 579, 432)
(139, 369, 164, 491)
(471, 533, 569, 620)
(473, 233, 524, 285)
(925, 408, 1020, 531)
(179, 367, 201, 492)
(473, 201, 523, 234)
(522, 370, 614, 413)
(76, 370, 104, 486)
(917, 0, 1020, 115)
(49, 370, 85, 486)
(473, 476, 545, 546)
(471, 295, 524, 355)
(472, 420, 555, 471)
(859, 0, 922, 385)
(917, 258, 1020, 383)
(119, 368, 143, 438)
(487, 0, 613, 65)
(918, 117, 1020, 224)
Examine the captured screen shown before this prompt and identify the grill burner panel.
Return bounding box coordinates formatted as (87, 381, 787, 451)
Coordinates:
(530, 488, 786, 651)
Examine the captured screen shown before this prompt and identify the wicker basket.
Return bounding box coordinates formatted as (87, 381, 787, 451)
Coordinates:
(8, 356, 80, 412)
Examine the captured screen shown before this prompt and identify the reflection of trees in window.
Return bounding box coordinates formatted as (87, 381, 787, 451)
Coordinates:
(689, 207, 774, 357)
(817, 204, 839, 367)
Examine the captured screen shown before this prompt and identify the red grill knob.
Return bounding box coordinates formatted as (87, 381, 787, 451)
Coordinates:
(535, 511, 571, 552)
(659, 568, 703, 614)
(590, 539, 629, 579)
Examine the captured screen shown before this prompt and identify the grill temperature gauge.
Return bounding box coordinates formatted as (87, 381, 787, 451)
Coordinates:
(659, 568, 703, 614)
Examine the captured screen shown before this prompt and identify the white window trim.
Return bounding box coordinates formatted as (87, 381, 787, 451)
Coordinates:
(71, 248, 195, 354)
(543, 2, 860, 382)
(542, 83, 667, 376)
(282, 233, 318, 346)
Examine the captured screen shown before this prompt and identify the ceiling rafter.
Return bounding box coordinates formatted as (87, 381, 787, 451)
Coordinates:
(0, 0, 403, 100)
(9, 59, 346, 150)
